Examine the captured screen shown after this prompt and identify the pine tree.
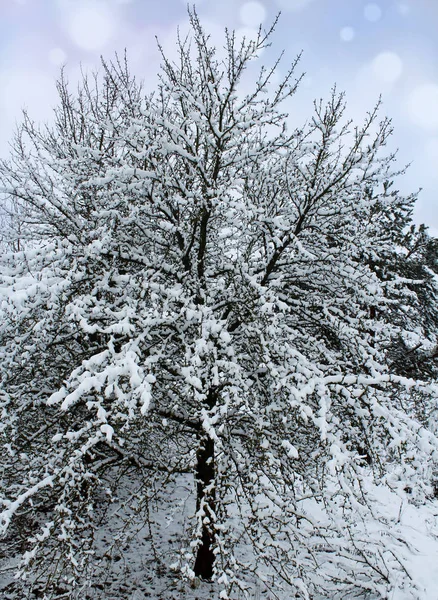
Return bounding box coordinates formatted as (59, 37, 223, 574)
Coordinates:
(1, 12, 437, 599)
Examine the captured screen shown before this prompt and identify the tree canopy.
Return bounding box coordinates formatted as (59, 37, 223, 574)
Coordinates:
(0, 12, 437, 600)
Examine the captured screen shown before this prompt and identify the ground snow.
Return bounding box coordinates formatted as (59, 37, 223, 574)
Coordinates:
(0, 473, 438, 599)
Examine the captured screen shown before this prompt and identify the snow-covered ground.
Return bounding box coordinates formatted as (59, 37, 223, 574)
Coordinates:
(363, 484, 438, 600)
(1, 472, 437, 599)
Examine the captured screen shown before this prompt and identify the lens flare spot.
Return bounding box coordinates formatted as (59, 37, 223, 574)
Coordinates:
(67, 2, 116, 51)
(371, 51, 403, 84)
(340, 27, 355, 42)
(240, 2, 267, 28)
(364, 3, 382, 22)
(49, 48, 67, 66)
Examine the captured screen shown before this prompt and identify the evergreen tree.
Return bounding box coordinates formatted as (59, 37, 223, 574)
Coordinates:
(0, 13, 437, 599)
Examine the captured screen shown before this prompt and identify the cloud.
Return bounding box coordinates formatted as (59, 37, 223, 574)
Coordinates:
(407, 83, 438, 131)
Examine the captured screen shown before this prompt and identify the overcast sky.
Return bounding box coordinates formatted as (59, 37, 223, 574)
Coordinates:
(1, 0, 437, 233)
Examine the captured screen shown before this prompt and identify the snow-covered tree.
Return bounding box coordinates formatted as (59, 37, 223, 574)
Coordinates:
(1, 13, 437, 599)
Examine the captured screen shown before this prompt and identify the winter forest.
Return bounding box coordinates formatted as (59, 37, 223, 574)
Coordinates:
(1, 11, 438, 600)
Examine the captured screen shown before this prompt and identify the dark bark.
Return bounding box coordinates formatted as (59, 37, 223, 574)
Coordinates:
(194, 388, 217, 580)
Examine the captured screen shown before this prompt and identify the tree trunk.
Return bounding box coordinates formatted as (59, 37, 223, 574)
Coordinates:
(194, 387, 217, 579)
(194, 434, 216, 579)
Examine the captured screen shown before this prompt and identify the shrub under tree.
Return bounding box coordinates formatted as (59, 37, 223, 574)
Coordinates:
(0, 12, 437, 599)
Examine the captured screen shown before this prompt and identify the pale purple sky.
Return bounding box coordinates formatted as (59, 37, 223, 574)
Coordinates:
(1, 0, 437, 232)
